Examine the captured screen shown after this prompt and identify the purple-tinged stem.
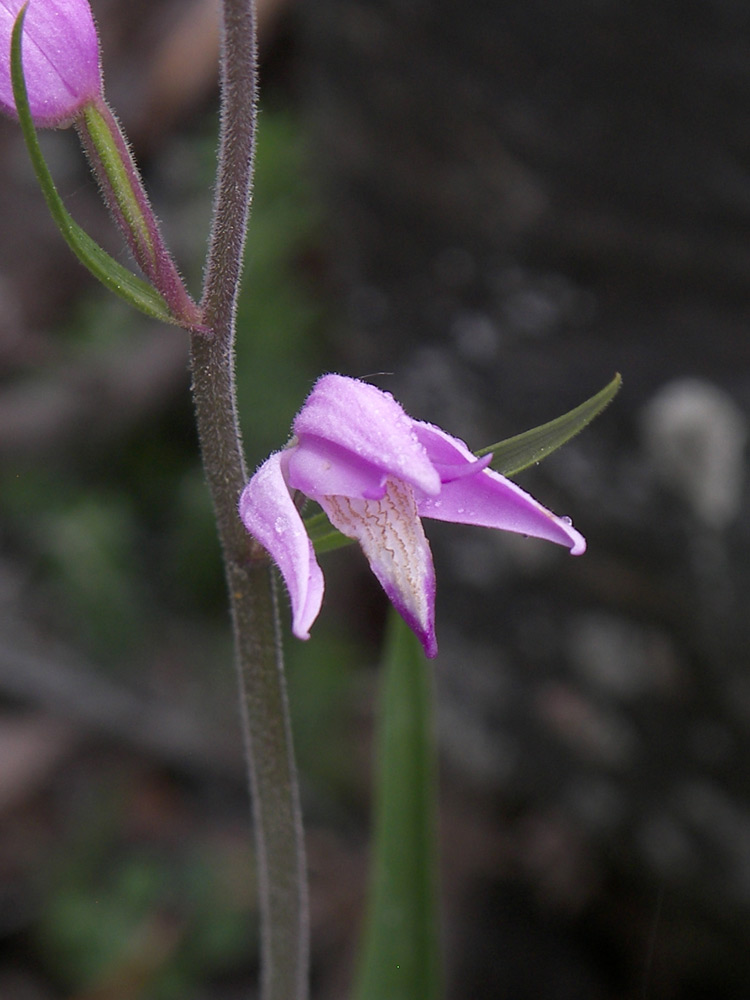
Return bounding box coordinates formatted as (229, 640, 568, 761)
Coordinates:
(76, 98, 201, 330)
(201, 0, 258, 336)
(191, 1, 310, 998)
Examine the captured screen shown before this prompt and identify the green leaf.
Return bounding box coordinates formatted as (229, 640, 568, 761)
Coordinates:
(354, 611, 442, 1000)
(304, 510, 353, 554)
(477, 372, 621, 476)
(10, 6, 177, 326)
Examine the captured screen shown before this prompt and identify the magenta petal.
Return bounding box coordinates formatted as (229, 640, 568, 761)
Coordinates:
(413, 420, 494, 482)
(293, 375, 441, 497)
(238, 452, 324, 640)
(413, 421, 484, 467)
(414, 420, 585, 553)
(0, 0, 102, 127)
(286, 436, 390, 501)
(419, 467, 586, 554)
(318, 480, 438, 658)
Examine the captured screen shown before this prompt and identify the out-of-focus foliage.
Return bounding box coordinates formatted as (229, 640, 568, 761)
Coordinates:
(35, 790, 258, 998)
(235, 111, 329, 464)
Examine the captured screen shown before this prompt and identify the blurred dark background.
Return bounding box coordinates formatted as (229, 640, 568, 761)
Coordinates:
(2, 0, 750, 996)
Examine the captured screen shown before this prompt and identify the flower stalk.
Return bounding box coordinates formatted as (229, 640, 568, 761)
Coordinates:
(189, 329, 309, 1000)
(191, 0, 310, 997)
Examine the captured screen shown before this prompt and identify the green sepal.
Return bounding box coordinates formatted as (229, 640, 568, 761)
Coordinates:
(353, 610, 443, 1000)
(477, 372, 621, 476)
(10, 6, 177, 326)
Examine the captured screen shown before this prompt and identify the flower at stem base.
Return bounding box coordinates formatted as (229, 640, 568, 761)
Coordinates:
(239, 374, 586, 658)
(0, 0, 102, 128)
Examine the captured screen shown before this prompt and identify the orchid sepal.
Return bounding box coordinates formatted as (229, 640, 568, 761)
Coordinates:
(239, 451, 324, 641)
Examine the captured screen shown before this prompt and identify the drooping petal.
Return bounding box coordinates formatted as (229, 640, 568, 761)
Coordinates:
(318, 479, 438, 658)
(0, 0, 102, 128)
(238, 452, 324, 640)
(293, 374, 441, 498)
(415, 422, 586, 554)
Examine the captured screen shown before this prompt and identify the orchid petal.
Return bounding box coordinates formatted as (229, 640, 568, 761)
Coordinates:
(413, 421, 485, 468)
(318, 479, 438, 658)
(414, 420, 584, 553)
(413, 421, 496, 483)
(286, 436, 391, 501)
(238, 452, 324, 640)
(294, 375, 441, 497)
(418, 464, 586, 554)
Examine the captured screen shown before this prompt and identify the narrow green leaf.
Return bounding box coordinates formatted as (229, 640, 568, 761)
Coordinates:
(10, 7, 177, 326)
(354, 611, 442, 1000)
(477, 372, 621, 477)
(310, 528, 354, 554)
(304, 510, 353, 554)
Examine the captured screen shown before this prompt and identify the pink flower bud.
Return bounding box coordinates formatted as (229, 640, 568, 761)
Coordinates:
(0, 0, 102, 128)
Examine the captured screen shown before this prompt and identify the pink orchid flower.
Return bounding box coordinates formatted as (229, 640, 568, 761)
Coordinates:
(0, 0, 101, 128)
(239, 374, 585, 658)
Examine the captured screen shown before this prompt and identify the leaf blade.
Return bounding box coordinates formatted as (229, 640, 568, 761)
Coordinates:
(477, 372, 622, 476)
(354, 611, 442, 1000)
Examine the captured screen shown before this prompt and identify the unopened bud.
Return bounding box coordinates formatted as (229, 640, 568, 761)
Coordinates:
(0, 0, 102, 128)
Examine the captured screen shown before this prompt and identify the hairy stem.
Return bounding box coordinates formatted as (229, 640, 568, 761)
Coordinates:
(192, 0, 310, 997)
(190, 337, 309, 1000)
(232, 560, 310, 1000)
(202, 0, 258, 335)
